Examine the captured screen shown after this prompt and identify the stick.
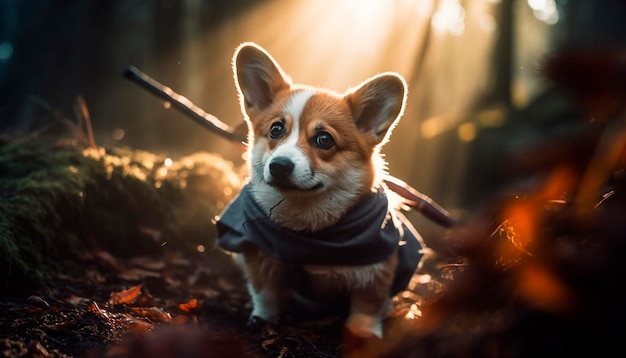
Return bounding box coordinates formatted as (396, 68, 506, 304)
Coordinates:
(124, 66, 246, 143)
(382, 175, 456, 228)
(123, 66, 456, 228)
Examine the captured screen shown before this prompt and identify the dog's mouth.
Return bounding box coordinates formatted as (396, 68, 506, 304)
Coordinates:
(269, 178, 324, 192)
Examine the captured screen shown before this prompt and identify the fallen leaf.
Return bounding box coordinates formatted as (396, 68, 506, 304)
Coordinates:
(178, 298, 199, 313)
(109, 284, 143, 305)
(129, 307, 172, 323)
(136, 292, 157, 307)
(66, 295, 90, 306)
(126, 317, 154, 335)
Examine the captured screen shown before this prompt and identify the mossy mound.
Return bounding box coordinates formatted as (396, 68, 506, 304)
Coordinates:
(0, 136, 243, 292)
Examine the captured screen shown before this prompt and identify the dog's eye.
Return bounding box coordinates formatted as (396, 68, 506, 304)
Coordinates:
(314, 131, 335, 149)
(268, 122, 285, 139)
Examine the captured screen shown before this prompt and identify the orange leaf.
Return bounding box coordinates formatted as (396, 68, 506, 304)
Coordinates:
(127, 317, 154, 335)
(129, 306, 172, 323)
(178, 298, 199, 313)
(109, 284, 143, 305)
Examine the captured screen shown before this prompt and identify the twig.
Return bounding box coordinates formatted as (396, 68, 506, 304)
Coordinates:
(74, 95, 97, 148)
(124, 66, 246, 144)
(27, 95, 92, 147)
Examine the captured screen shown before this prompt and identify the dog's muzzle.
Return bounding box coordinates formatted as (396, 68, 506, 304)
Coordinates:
(267, 156, 323, 191)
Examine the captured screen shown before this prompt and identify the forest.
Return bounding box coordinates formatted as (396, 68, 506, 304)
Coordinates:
(0, 0, 625, 356)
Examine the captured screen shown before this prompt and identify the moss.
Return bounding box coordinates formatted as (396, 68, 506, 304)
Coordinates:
(0, 137, 243, 292)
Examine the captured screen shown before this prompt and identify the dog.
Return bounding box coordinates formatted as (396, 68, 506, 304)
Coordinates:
(216, 42, 424, 339)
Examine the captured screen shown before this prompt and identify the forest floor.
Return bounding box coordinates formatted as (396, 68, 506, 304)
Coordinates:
(0, 225, 447, 358)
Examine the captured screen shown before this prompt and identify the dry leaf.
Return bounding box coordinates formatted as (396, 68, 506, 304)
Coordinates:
(109, 284, 143, 305)
(178, 298, 199, 313)
(66, 295, 90, 306)
(126, 317, 154, 335)
(129, 307, 173, 323)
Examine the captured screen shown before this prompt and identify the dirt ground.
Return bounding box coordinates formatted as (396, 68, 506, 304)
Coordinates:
(0, 232, 448, 358)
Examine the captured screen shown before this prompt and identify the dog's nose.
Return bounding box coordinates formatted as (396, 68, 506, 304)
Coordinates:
(269, 156, 294, 178)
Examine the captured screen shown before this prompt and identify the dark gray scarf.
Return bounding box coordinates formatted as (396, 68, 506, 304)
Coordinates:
(216, 184, 423, 295)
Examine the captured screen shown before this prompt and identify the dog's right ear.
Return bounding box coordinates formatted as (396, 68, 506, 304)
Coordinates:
(233, 43, 291, 119)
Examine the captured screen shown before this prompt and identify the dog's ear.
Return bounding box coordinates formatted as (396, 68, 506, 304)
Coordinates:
(233, 43, 291, 119)
(345, 73, 407, 145)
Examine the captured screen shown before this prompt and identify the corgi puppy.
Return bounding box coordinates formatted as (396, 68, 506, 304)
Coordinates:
(216, 42, 424, 339)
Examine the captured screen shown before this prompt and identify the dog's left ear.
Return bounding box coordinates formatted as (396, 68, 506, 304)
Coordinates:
(345, 73, 407, 145)
(233, 42, 291, 120)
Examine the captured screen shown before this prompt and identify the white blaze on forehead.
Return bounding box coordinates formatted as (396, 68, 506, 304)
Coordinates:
(285, 90, 315, 125)
(264, 90, 316, 186)
(277, 90, 315, 148)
